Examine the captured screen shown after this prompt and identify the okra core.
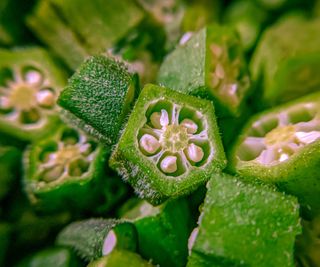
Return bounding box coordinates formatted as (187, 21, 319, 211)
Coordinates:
(138, 100, 212, 176)
(237, 103, 320, 165)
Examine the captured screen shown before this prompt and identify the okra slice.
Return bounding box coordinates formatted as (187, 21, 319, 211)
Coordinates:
(58, 55, 139, 145)
(56, 219, 137, 262)
(24, 125, 107, 213)
(0, 48, 66, 141)
(158, 24, 250, 117)
(250, 15, 320, 107)
(88, 250, 153, 267)
(229, 92, 320, 218)
(121, 198, 193, 267)
(109, 84, 226, 204)
(187, 173, 301, 267)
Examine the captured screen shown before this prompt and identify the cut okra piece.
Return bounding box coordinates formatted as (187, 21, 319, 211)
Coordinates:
(251, 15, 320, 107)
(158, 24, 250, 117)
(88, 250, 153, 267)
(0, 48, 66, 141)
(56, 219, 138, 262)
(229, 92, 320, 218)
(23, 125, 108, 213)
(109, 84, 226, 204)
(187, 173, 301, 267)
(121, 198, 193, 267)
(58, 55, 139, 145)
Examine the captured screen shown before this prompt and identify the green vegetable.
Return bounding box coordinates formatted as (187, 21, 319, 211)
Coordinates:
(0, 48, 66, 141)
(56, 219, 138, 262)
(187, 173, 301, 267)
(23, 125, 108, 213)
(229, 92, 320, 218)
(0, 223, 10, 266)
(158, 24, 251, 117)
(109, 84, 226, 204)
(58, 55, 139, 145)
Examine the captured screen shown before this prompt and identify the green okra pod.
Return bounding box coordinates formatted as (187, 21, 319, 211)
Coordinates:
(229, 91, 320, 218)
(109, 84, 226, 204)
(187, 173, 301, 267)
(58, 55, 139, 145)
(56, 219, 138, 262)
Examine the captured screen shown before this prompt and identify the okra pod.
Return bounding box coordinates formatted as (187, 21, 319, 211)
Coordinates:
(187, 173, 301, 267)
(109, 84, 226, 204)
(229, 92, 320, 218)
(56, 219, 138, 262)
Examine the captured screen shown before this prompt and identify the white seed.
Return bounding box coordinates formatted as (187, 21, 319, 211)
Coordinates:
(0, 96, 11, 109)
(186, 143, 204, 163)
(25, 70, 43, 85)
(180, 118, 198, 134)
(36, 90, 55, 107)
(139, 134, 160, 154)
(79, 143, 92, 155)
(102, 230, 117, 256)
(160, 109, 169, 127)
(160, 155, 177, 173)
(210, 44, 223, 58)
(215, 63, 225, 79)
(295, 131, 320, 144)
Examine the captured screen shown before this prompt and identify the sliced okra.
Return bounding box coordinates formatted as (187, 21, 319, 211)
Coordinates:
(58, 55, 139, 145)
(230, 92, 320, 218)
(23, 125, 108, 213)
(121, 198, 193, 267)
(187, 173, 301, 267)
(56, 219, 138, 262)
(251, 15, 320, 107)
(109, 84, 226, 204)
(158, 24, 250, 117)
(88, 250, 153, 267)
(0, 48, 66, 141)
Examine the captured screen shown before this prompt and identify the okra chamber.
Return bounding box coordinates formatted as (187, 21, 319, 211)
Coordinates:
(110, 84, 226, 204)
(229, 92, 320, 218)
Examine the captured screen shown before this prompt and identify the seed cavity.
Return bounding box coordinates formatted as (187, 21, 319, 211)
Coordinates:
(186, 143, 204, 163)
(139, 134, 160, 155)
(160, 155, 177, 173)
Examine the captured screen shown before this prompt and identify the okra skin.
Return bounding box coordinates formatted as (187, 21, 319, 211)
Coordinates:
(109, 84, 226, 205)
(229, 92, 320, 219)
(158, 24, 250, 117)
(56, 219, 138, 262)
(58, 55, 139, 145)
(0, 48, 66, 141)
(188, 173, 301, 267)
(23, 125, 108, 213)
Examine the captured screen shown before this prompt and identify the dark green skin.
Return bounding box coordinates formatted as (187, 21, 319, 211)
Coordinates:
(56, 219, 138, 262)
(58, 55, 139, 145)
(109, 84, 226, 205)
(188, 173, 301, 267)
(229, 92, 320, 219)
(0, 223, 10, 266)
(122, 198, 193, 267)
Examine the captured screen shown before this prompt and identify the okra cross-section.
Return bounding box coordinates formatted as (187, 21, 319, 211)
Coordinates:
(110, 84, 226, 204)
(58, 55, 139, 145)
(0, 48, 66, 141)
(158, 24, 250, 117)
(24, 125, 108, 213)
(230, 92, 320, 218)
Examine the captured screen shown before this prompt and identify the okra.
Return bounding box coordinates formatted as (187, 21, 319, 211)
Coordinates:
(109, 84, 226, 204)
(229, 92, 320, 218)
(0, 223, 10, 266)
(0, 48, 66, 141)
(23, 125, 108, 213)
(251, 15, 320, 107)
(121, 198, 193, 267)
(58, 55, 139, 145)
(88, 250, 153, 267)
(187, 173, 301, 267)
(158, 24, 251, 117)
(56, 219, 138, 262)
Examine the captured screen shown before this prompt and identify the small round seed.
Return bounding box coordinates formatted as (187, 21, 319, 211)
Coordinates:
(160, 155, 177, 173)
(139, 134, 160, 154)
(186, 143, 204, 163)
(36, 89, 55, 108)
(180, 118, 198, 134)
(25, 70, 43, 86)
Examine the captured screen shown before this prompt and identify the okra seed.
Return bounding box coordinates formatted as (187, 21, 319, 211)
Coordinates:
(0, 96, 11, 110)
(215, 63, 225, 79)
(160, 155, 177, 173)
(180, 118, 198, 134)
(102, 230, 117, 256)
(139, 134, 160, 154)
(188, 227, 199, 252)
(25, 70, 43, 86)
(36, 90, 55, 108)
(210, 44, 223, 58)
(186, 143, 204, 163)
